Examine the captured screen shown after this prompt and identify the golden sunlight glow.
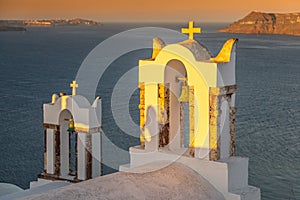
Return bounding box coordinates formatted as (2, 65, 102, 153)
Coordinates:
(211, 38, 238, 63)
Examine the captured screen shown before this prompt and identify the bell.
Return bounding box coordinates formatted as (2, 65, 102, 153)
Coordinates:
(178, 85, 189, 102)
(67, 118, 75, 133)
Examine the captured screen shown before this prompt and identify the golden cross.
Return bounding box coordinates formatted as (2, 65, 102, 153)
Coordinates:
(70, 80, 78, 96)
(181, 21, 201, 40)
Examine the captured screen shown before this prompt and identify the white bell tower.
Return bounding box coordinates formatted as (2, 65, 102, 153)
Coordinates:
(39, 80, 102, 182)
(121, 21, 261, 200)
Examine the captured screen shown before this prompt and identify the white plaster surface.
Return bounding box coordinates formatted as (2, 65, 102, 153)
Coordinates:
(43, 95, 102, 129)
(43, 94, 102, 180)
(231, 93, 236, 107)
(92, 132, 101, 178)
(195, 147, 210, 160)
(144, 84, 159, 151)
(92, 97, 102, 127)
(21, 163, 226, 200)
(179, 40, 212, 61)
(0, 183, 23, 197)
(46, 129, 55, 174)
(60, 122, 69, 177)
(29, 179, 52, 189)
(77, 132, 87, 180)
(122, 147, 260, 200)
(217, 43, 237, 87)
(220, 157, 248, 191)
(0, 181, 70, 200)
(220, 100, 230, 159)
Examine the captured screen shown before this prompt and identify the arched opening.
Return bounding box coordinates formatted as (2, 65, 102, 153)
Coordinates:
(220, 100, 230, 159)
(161, 59, 189, 150)
(59, 109, 77, 179)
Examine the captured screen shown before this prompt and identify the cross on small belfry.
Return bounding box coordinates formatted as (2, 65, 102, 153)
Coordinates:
(181, 21, 201, 40)
(70, 80, 78, 96)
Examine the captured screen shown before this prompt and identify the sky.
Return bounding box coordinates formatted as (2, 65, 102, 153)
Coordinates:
(0, 0, 299, 22)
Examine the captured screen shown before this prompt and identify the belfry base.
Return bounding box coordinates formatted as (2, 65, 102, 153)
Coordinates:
(120, 147, 260, 200)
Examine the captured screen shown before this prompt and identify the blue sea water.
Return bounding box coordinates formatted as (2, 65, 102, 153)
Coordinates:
(0, 23, 299, 200)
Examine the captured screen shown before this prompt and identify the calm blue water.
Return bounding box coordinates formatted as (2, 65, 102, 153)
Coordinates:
(0, 23, 300, 200)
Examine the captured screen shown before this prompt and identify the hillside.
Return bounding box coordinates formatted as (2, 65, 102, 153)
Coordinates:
(218, 11, 300, 36)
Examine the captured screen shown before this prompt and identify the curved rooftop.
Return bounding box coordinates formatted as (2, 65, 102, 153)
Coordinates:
(22, 163, 225, 200)
(178, 39, 212, 61)
(0, 183, 23, 197)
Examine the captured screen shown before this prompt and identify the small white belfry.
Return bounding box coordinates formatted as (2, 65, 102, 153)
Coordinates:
(121, 21, 261, 200)
(40, 80, 102, 181)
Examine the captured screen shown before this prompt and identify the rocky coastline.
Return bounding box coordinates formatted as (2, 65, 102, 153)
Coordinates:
(218, 11, 300, 36)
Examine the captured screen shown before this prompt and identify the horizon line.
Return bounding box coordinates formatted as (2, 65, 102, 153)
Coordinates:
(0, 18, 232, 24)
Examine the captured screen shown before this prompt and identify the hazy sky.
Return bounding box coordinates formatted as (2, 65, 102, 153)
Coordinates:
(0, 0, 299, 22)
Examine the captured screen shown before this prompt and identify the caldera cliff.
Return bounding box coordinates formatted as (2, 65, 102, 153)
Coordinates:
(218, 11, 300, 36)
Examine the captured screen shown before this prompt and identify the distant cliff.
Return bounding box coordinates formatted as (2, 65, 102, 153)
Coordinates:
(0, 19, 101, 31)
(218, 11, 300, 36)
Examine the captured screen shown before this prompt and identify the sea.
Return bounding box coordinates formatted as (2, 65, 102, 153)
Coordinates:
(0, 23, 299, 200)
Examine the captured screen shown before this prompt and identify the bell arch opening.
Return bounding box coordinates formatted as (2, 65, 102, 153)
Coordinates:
(160, 59, 190, 151)
(58, 109, 77, 179)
